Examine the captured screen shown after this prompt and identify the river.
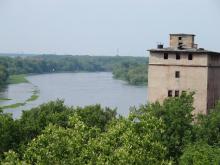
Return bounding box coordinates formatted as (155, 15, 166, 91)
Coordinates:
(0, 72, 147, 118)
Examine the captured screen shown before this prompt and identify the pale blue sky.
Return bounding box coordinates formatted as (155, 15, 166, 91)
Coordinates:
(0, 0, 219, 56)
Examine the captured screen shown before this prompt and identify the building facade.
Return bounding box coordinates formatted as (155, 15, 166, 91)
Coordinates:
(148, 34, 220, 115)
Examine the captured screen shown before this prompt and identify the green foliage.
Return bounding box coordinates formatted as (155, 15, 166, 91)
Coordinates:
(84, 113, 169, 164)
(180, 143, 220, 165)
(194, 102, 220, 147)
(0, 55, 148, 87)
(19, 113, 169, 164)
(131, 92, 195, 162)
(2, 151, 27, 165)
(0, 111, 20, 157)
(25, 89, 40, 102)
(1, 89, 40, 110)
(1, 102, 26, 109)
(24, 116, 100, 164)
(112, 62, 148, 85)
(0, 55, 147, 75)
(18, 100, 73, 145)
(1, 94, 220, 164)
(0, 64, 9, 87)
(0, 100, 117, 162)
(18, 100, 117, 147)
(0, 98, 12, 101)
(74, 105, 117, 131)
(26, 94, 39, 102)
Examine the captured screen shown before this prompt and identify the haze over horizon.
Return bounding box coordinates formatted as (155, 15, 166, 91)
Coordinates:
(0, 0, 219, 56)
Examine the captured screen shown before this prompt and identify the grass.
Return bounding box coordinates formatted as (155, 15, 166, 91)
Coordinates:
(26, 89, 40, 102)
(1, 102, 26, 109)
(26, 94, 39, 102)
(1, 89, 40, 109)
(0, 98, 12, 101)
(1, 78, 40, 110)
(8, 74, 29, 84)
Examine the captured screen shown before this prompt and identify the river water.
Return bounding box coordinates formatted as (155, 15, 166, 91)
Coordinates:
(0, 72, 147, 118)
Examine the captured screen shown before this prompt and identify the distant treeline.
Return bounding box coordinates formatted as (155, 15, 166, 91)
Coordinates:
(0, 55, 148, 87)
(0, 65, 9, 87)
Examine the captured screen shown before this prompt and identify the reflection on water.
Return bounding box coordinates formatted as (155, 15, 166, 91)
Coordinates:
(1, 72, 147, 118)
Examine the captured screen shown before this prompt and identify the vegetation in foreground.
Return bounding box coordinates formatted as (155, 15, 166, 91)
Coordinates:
(0, 93, 220, 164)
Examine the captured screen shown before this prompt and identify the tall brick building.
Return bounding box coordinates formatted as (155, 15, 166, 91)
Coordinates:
(148, 34, 220, 114)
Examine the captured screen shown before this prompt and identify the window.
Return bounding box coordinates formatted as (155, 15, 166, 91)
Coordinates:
(178, 37, 182, 40)
(188, 54, 193, 60)
(168, 90, 172, 97)
(178, 42, 183, 49)
(176, 53, 181, 60)
(175, 71, 180, 78)
(164, 53, 168, 59)
(182, 91, 186, 95)
(175, 90, 179, 97)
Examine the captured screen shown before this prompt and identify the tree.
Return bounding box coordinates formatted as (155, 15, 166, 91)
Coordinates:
(83, 112, 170, 164)
(18, 100, 73, 146)
(1, 151, 27, 165)
(23, 115, 100, 165)
(0, 64, 9, 86)
(5, 109, 170, 164)
(0, 110, 20, 157)
(180, 143, 220, 165)
(74, 105, 117, 131)
(131, 92, 195, 162)
(194, 101, 220, 146)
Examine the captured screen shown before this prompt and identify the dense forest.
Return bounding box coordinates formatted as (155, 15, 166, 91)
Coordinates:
(0, 93, 220, 164)
(113, 62, 148, 85)
(0, 55, 148, 87)
(0, 65, 9, 87)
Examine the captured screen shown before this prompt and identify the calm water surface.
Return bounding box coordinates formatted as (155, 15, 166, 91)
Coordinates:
(0, 72, 147, 118)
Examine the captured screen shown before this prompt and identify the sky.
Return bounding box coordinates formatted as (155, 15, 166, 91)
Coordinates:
(0, 0, 220, 56)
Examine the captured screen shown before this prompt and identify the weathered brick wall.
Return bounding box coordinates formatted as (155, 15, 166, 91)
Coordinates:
(170, 35, 194, 48)
(148, 52, 209, 114)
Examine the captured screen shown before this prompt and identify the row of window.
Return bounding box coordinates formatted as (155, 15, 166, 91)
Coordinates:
(164, 53, 193, 60)
(168, 90, 186, 97)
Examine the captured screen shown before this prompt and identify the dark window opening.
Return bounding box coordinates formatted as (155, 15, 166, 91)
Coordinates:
(175, 90, 179, 97)
(178, 42, 183, 49)
(178, 37, 182, 40)
(164, 53, 168, 59)
(168, 90, 172, 97)
(176, 53, 181, 60)
(175, 71, 180, 78)
(188, 54, 193, 60)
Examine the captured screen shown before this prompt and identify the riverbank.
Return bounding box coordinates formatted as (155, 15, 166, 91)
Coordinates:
(1, 75, 40, 110)
(0, 55, 148, 86)
(8, 74, 29, 84)
(1, 72, 147, 118)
